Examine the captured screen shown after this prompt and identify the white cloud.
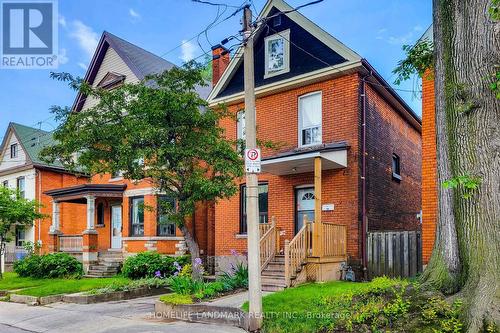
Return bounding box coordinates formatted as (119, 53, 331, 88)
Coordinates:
(180, 40, 196, 63)
(59, 15, 67, 27)
(69, 20, 99, 59)
(129, 8, 141, 20)
(58, 48, 69, 64)
(78, 62, 88, 71)
(377, 25, 424, 45)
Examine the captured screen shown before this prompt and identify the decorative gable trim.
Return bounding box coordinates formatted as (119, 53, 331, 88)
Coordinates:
(207, 0, 362, 104)
(0, 124, 33, 168)
(96, 72, 126, 90)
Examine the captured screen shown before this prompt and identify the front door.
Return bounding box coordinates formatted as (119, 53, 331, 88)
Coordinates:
(111, 205, 122, 249)
(295, 187, 315, 234)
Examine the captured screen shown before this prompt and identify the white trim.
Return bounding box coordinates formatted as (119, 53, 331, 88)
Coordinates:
(124, 187, 157, 197)
(207, 0, 361, 103)
(122, 236, 184, 241)
(264, 29, 290, 79)
(298, 91, 322, 147)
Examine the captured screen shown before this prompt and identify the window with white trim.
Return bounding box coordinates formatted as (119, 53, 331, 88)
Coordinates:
(10, 143, 18, 158)
(264, 30, 290, 78)
(298, 92, 322, 146)
(17, 177, 25, 199)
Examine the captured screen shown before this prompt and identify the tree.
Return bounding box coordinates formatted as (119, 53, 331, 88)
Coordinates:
(41, 64, 243, 280)
(394, 1, 500, 331)
(0, 187, 44, 279)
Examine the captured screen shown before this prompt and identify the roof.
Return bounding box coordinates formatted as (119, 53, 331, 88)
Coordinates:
(418, 24, 433, 44)
(44, 184, 126, 203)
(0, 122, 73, 172)
(263, 142, 349, 161)
(74, 31, 211, 112)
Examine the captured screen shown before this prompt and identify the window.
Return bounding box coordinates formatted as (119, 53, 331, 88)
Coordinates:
(130, 197, 144, 236)
(96, 202, 105, 226)
(10, 143, 18, 158)
(392, 153, 401, 181)
(240, 183, 268, 234)
(15, 226, 26, 247)
(264, 30, 290, 78)
(17, 177, 25, 198)
(2, 180, 8, 188)
(157, 196, 176, 236)
(299, 92, 322, 146)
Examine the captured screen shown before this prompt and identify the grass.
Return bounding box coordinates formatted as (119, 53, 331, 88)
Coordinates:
(242, 281, 371, 333)
(0, 272, 130, 297)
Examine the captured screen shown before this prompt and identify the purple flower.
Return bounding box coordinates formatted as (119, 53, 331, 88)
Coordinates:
(230, 249, 239, 257)
(173, 261, 181, 272)
(194, 257, 202, 266)
(154, 270, 162, 278)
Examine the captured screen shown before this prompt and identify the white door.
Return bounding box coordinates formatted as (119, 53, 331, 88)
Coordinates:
(111, 205, 122, 249)
(295, 188, 315, 234)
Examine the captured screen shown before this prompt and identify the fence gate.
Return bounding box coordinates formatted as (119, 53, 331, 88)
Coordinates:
(367, 231, 422, 279)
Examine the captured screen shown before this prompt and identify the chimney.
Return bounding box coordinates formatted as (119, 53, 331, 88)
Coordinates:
(211, 44, 230, 86)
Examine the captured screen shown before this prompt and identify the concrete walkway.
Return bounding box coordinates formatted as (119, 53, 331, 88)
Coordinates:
(205, 291, 273, 308)
(0, 295, 245, 333)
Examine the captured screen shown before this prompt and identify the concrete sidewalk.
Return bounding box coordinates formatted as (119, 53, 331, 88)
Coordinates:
(0, 295, 245, 333)
(205, 291, 273, 308)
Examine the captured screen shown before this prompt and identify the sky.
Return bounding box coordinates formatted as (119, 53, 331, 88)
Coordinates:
(0, 0, 432, 138)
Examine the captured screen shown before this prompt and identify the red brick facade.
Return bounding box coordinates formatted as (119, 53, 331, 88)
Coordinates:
(421, 71, 437, 264)
(213, 73, 422, 269)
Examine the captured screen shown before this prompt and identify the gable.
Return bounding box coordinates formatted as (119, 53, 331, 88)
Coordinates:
(80, 46, 139, 111)
(216, 7, 349, 99)
(0, 130, 28, 172)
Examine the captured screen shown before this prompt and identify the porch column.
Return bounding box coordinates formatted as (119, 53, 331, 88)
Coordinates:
(84, 195, 96, 231)
(48, 200, 61, 252)
(49, 200, 60, 233)
(82, 195, 98, 273)
(312, 157, 323, 257)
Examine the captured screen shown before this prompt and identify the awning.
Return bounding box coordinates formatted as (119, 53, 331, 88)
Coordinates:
(261, 143, 348, 176)
(44, 184, 127, 203)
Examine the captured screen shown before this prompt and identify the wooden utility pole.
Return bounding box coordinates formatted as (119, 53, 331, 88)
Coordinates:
(242, 4, 263, 331)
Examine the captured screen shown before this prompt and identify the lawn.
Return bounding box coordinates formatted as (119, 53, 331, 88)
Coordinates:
(242, 278, 463, 333)
(0, 272, 130, 297)
(242, 281, 371, 333)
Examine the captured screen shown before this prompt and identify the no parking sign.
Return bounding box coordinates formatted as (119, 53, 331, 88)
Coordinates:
(245, 148, 261, 173)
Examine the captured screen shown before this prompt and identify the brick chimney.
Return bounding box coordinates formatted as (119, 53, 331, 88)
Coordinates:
(211, 44, 230, 86)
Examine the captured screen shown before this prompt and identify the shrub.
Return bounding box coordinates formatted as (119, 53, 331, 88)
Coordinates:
(167, 275, 204, 295)
(121, 252, 189, 279)
(14, 253, 83, 278)
(219, 260, 248, 290)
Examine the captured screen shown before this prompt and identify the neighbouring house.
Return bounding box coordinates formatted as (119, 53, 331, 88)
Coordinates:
(0, 123, 88, 273)
(42, 31, 215, 276)
(208, 0, 422, 289)
(418, 25, 437, 266)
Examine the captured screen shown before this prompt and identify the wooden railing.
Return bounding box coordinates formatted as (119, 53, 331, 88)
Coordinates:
(259, 223, 272, 236)
(322, 223, 347, 257)
(59, 235, 83, 252)
(259, 218, 279, 271)
(284, 222, 309, 287)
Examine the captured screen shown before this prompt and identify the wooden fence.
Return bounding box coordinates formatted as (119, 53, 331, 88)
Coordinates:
(367, 231, 422, 278)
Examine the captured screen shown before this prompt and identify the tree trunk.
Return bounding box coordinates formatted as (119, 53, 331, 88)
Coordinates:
(424, 0, 500, 330)
(178, 223, 202, 281)
(0, 240, 4, 279)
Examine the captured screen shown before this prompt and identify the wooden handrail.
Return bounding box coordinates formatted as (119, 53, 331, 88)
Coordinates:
(259, 217, 277, 271)
(322, 223, 347, 257)
(284, 222, 309, 287)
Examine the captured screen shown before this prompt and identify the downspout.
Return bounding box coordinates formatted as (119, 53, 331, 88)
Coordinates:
(360, 74, 369, 279)
(36, 169, 42, 247)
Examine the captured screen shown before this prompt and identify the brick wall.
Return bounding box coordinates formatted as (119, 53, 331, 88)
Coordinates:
(215, 74, 362, 262)
(421, 72, 437, 264)
(36, 169, 88, 253)
(365, 84, 422, 232)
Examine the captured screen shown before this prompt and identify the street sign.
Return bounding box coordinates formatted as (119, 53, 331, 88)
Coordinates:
(245, 148, 261, 173)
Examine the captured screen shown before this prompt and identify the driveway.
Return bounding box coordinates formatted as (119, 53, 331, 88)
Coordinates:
(0, 296, 245, 333)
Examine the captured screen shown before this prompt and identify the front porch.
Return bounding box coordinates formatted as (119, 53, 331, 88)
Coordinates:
(258, 143, 350, 289)
(44, 184, 127, 272)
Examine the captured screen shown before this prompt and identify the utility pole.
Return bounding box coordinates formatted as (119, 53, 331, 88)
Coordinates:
(242, 4, 263, 331)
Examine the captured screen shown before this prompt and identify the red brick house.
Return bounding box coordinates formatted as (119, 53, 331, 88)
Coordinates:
(43, 32, 214, 275)
(208, 0, 422, 288)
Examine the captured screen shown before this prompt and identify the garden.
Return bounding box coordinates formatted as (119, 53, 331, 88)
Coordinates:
(242, 277, 464, 333)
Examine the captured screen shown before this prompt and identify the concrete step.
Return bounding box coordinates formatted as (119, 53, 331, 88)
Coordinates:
(89, 265, 119, 272)
(86, 270, 117, 277)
